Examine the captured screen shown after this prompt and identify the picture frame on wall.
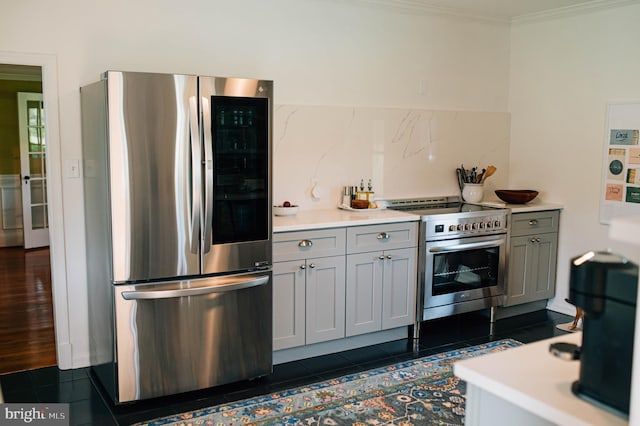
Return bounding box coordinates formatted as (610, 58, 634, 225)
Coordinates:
(600, 102, 640, 224)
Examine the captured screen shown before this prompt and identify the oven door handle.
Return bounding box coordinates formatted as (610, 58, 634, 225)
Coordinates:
(429, 240, 502, 253)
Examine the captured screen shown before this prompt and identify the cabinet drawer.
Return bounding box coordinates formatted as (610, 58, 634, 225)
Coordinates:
(347, 222, 418, 254)
(274, 228, 346, 262)
(510, 210, 560, 237)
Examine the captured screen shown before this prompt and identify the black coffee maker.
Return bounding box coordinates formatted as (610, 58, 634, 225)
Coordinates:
(567, 250, 638, 416)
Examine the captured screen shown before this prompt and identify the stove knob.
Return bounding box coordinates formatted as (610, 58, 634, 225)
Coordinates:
(486, 221, 493, 228)
(464, 223, 470, 231)
(457, 224, 463, 231)
(494, 220, 501, 228)
(472, 223, 478, 230)
(449, 225, 457, 232)
(479, 222, 485, 229)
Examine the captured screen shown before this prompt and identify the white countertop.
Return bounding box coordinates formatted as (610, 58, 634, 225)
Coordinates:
(454, 333, 627, 426)
(479, 199, 564, 213)
(273, 208, 420, 233)
(273, 200, 563, 233)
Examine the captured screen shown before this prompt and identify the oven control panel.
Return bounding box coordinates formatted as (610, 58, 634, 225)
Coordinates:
(425, 213, 509, 239)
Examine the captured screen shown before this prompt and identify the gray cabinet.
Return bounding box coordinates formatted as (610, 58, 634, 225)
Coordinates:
(505, 210, 560, 307)
(273, 221, 418, 351)
(272, 260, 305, 350)
(345, 223, 418, 337)
(273, 228, 346, 350)
(304, 255, 346, 344)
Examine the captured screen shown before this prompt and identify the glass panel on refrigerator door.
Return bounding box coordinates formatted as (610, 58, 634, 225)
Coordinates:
(211, 96, 269, 244)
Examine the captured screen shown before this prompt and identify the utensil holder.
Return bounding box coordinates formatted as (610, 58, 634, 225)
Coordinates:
(462, 183, 483, 203)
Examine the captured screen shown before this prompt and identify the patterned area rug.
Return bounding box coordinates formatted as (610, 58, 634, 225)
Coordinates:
(136, 339, 521, 426)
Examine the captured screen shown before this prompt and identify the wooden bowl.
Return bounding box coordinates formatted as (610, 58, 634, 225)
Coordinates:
(495, 190, 539, 204)
(350, 199, 370, 209)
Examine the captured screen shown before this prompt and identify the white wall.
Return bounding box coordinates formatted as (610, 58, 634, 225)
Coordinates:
(0, 0, 511, 368)
(509, 3, 640, 316)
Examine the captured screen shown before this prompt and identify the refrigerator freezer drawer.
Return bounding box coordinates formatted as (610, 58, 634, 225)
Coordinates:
(113, 271, 272, 403)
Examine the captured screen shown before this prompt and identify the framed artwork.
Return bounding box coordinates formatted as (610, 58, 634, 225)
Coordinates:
(600, 102, 640, 224)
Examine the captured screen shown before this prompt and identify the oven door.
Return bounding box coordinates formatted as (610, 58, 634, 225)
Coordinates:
(425, 234, 506, 309)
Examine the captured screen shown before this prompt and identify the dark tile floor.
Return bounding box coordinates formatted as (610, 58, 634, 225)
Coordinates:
(0, 309, 573, 425)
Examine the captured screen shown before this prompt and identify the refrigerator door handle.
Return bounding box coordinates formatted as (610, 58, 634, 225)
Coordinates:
(189, 96, 202, 254)
(201, 96, 214, 253)
(121, 275, 269, 300)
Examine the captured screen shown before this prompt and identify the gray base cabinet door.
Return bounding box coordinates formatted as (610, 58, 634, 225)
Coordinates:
(305, 255, 346, 345)
(506, 234, 558, 306)
(346, 247, 416, 337)
(382, 247, 417, 330)
(273, 260, 306, 350)
(346, 252, 384, 336)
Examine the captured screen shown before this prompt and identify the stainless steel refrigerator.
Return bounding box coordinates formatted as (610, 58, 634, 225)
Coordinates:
(81, 71, 273, 403)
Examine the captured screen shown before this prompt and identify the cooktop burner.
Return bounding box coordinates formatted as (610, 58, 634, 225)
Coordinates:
(384, 196, 510, 240)
(385, 196, 499, 215)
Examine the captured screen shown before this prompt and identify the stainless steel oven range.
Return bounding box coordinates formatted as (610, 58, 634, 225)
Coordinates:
(386, 196, 510, 329)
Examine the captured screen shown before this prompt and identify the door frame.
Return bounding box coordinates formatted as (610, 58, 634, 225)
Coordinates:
(0, 51, 71, 368)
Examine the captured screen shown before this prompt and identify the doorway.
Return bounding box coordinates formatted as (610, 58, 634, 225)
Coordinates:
(0, 64, 56, 373)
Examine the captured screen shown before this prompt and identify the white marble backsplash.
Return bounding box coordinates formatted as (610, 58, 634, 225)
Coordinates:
(273, 105, 511, 210)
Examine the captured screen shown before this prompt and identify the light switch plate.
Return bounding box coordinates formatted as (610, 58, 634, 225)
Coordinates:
(65, 159, 80, 178)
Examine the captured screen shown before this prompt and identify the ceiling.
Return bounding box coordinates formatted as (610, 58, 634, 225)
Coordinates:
(352, 0, 636, 22)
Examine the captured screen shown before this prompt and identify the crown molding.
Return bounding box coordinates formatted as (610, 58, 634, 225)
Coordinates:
(512, 0, 640, 24)
(332, 0, 511, 24)
(326, 0, 640, 25)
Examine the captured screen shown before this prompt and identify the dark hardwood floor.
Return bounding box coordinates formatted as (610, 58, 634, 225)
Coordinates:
(0, 246, 57, 374)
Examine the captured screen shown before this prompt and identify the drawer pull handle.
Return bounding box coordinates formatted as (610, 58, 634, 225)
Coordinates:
(530, 238, 536, 243)
(529, 220, 538, 226)
(298, 239, 313, 247)
(308, 263, 316, 269)
(300, 264, 306, 270)
(377, 232, 390, 240)
(379, 255, 385, 260)
(387, 255, 392, 259)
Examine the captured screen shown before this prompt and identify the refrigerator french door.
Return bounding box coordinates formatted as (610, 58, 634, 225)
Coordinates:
(81, 71, 273, 403)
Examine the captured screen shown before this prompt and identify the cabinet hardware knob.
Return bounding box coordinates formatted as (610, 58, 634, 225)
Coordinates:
(387, 255, 392, 259)
(298, 239, 313, 247)
(529, 219, 538, 226)
(376, 232, 390, 240)
(530, 238, 537, 243)
(536, 238, 541, 243)
(299, 265, 306, 270)
(308, 263, 316, 268)
(379, 255, 385, 260)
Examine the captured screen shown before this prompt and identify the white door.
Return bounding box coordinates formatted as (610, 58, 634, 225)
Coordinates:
(17, 92, 49, 248)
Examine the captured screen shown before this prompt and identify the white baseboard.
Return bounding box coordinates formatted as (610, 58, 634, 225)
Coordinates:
(546, 299, 575, 317)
